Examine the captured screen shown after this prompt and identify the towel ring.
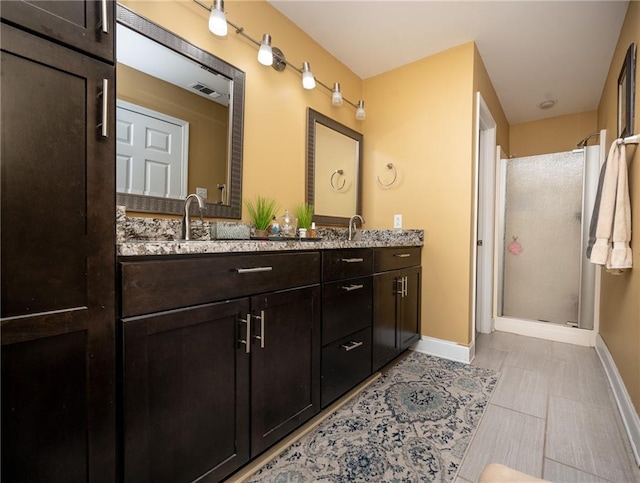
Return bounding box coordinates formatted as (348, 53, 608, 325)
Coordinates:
(376, 163, 397, 187)
(330, 169, 346, 191)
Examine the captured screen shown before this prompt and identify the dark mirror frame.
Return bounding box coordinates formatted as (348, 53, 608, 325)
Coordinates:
(306, 108, 363, 226)
(115, 4, 245, 218)
(617, 42, 636, 139)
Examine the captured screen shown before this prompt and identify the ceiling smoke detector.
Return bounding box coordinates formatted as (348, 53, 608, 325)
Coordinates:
(539, 100, 556, 110)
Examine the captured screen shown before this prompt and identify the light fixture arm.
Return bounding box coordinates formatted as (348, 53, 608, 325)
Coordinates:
(193, 0, 363, 114)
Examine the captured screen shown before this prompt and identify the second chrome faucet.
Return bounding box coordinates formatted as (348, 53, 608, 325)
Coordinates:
(348, 214, 364, 241)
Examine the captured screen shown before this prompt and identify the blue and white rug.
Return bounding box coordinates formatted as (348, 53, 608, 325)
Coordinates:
(246, 351, 499, 482)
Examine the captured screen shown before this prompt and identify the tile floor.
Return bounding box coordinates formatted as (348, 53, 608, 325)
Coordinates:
(457, 331, 640, 483)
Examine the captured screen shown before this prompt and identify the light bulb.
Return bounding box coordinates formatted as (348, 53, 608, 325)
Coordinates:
(208, 0, 227, 37)
(332, 82, 343, 106)
(355, 100, 366, 120)
(258, 34, 273, 66)
(302, 61, 316, 89)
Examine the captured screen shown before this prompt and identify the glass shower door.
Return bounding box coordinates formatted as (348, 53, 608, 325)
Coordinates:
(499, 151, 584, 325)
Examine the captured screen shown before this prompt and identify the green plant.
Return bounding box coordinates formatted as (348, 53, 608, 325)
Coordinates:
(245, 196, 279, 231)
(295, 203, 314, 230)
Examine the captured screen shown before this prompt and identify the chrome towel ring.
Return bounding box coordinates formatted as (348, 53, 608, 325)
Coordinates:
(330, 169, 346, 191)
(376, 163, 397, 187)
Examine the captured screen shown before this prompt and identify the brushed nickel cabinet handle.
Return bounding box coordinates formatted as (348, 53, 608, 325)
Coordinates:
(396, 277, 404, 296)
(341, 258, 364, 263)
(240, 314, 251, 354)
(394, 253, 411, 258)
(236, 266, 273, 273)
(341, 284, 364, 292)
(101, 0, 109, 34)
(253, 310, 265, 349)
(341, 341, 364, 352)
(403, 276, 408, 297)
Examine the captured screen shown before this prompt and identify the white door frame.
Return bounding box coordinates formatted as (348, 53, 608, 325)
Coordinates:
(472, 92, 497, 341)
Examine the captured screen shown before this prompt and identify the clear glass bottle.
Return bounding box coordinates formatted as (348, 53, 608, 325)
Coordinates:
(310, 221, 317, 238)
(279, 209, 297, 237)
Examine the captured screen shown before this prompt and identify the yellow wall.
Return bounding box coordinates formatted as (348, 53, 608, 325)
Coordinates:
(596, 1, 640, 414)
(362, 42, 507, 346)
(510, 111, 598, 157)
(120, 0, 363, 219)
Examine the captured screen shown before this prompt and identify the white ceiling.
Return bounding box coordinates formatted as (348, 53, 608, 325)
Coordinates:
(267, 0, 629, 124)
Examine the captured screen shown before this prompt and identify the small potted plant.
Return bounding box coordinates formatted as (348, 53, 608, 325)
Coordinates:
(245, 196, 279, 237)
(295, 203, 314, 237)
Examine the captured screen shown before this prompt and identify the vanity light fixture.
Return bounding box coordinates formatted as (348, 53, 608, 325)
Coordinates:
(208, 0, 227, 37)
(302, 62, 316, 89)
(332, 82, 343, 106)
(258, 33, 273, 66)
(355, 100, 366, 120)
(194, 0, 365, 120)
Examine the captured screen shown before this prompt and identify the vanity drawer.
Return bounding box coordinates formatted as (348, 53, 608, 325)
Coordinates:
(322, 276, 372, 344)
(120, 251, 320, 317)
(373, 246, 421, 272)
(321, 327, 372, 408)
(322, 248, 373, 282)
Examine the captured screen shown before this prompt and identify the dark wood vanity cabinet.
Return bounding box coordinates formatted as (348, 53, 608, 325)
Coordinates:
(320, 249, 373, 407)
(119, 252, 321, 482)
(1, 8, 116, 483)
(1, 0, 115, 62)
(372, 247, 422, 371)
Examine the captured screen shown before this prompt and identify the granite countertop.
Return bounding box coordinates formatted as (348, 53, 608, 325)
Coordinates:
(116, 206, 423, 257)
(118, 234, 423, 257)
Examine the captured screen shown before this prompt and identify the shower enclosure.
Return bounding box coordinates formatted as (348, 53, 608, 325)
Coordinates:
(496, 146, 599, 330)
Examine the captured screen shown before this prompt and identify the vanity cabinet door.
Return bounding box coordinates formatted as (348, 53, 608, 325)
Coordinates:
(399, 266, 422, 351)
(372, 248, 422, 372)
(372, 271, 401, 371)
(1, 0, 114, 62)
(121, 299, 250, 483)
(1, 23, 115, 483)
(250, 285, 321, 456)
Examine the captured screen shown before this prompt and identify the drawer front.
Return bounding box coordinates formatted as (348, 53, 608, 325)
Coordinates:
(373, 246, 421, 272)
(321, 327, 372, 408)
(322, 276, 372, 344)
(322, 249, 373, 281)
(120, 251, 320, 317)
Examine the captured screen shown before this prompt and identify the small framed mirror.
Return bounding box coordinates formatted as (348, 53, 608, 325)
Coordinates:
(115, 4, 245, 218)
(306, 108, 363, 226)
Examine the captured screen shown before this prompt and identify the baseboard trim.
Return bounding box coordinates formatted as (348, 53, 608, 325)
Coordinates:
(412, 335, 473, 364)
(595, 334, 640, 467)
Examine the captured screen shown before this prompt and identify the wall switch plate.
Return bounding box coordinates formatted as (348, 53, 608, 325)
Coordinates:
(394, 214, 402, 229)
(196, 187, 208, 199)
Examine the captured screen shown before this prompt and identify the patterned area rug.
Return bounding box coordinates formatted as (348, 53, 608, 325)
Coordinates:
(246, 351, 499, 482)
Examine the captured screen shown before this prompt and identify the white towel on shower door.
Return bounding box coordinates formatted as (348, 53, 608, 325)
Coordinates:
(589, 139, 633, 273)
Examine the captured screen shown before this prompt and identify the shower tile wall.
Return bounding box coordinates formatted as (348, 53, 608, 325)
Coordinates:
(501, 151, 584, 325)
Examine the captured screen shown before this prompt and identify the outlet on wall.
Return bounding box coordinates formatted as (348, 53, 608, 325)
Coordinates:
(196, 187, 208, 199)
(394, 214, 402, 230)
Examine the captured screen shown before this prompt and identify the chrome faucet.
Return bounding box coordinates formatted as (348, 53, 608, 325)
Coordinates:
(182, 193, 205, 240)
(348, 214, 365, 241)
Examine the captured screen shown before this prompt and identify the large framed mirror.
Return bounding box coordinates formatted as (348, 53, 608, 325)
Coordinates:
(115, 4, 244, 218)
(306, 108, 363, 226)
